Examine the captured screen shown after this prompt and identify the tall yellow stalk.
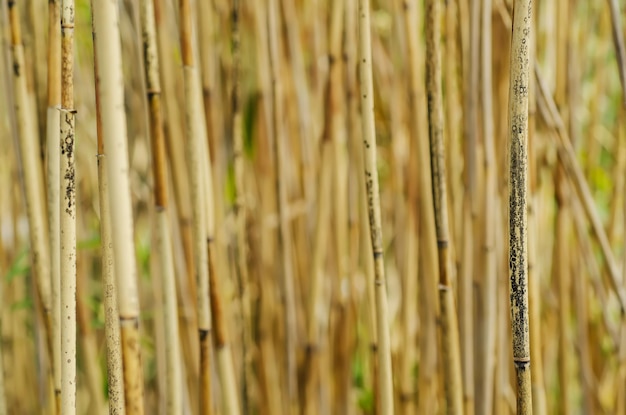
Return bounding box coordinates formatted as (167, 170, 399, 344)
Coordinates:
(92, 0, 145, 412)
(267, 0, 300, 410)
(177, 0, 212, 412)
(59, 0, 77, 411)
(507, 0, 534, 412)
(476, 0, 497, 412)
(424, 0, 463, 412)
(140, 0, 182, 411)
(45, 0, 62, 410)
(358, 0, 395, 412)
(7, 0, 54, 385)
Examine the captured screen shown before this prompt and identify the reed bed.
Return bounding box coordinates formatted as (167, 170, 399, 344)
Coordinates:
(2, 0, 626, 413)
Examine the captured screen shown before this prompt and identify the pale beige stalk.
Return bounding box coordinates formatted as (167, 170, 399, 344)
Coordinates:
(7, 0, 53, 379)
(402, 2, 440, 410)
(140, 0, 183, 412)
(92, 0, 145, 412)
(267, 0, 300, 410)
(424, 0, 463, 412)
(177, 0, 213, 412)
(477, 0, 497, 412)
(607, 0, 626, 106)
(357, 0, 394, 412)
(91, 6, 125, 412)
(59, 0, 78, 412)
(507, 0, 533, 412)
(45, 0, 61, 409)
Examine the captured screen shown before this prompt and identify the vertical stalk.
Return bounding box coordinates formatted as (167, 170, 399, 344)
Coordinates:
(59, 0, 77, 412)
(267, 0, 300, 410)
(140, 0, 183, 412)
(424, 0, 463, 413)
(476, 0, 497, 412)
(92, 0, 145, 412)
(507, 0, 533, 412)
(94, 60, 125, 414)
(358, 0, 395, 413)
(46, 0, 62, 410)
(177, 0, 212, 412)
(230, 2, 251, 411)
(7, 0, 54, 387)
(607, 0, 626, 106)
(402, 1, 440, 410)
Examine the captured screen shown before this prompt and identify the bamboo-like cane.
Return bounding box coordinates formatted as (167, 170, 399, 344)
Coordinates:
(177, 0, 213, 412)
(58, 0, 78, 411)
(92, 0, 145, 412)
(476, 0, 497, 412)
(90, 11, 126, 413)
(7, 0, 54, 386)
(139, 0, 183, 412)
(357, 0, 395, 413)
(402, 2, 440, 410)
(45, 0, 62, 410)
(267, 0, 300, 410)
(424, 0, 464, 413)
(507, 0, 534, 412)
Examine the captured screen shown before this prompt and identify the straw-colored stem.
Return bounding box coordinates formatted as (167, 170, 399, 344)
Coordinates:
(607, 0, 626, 107)
(424, 0, 463, 412)
(358, 0, 394, 413)
(402, 1, 440, 410)
(267, 0, 300, 410)
(91, 8, 125, 412)
(535, 66, 626, 313)
(59, 0, 77, 411)
(178, 0, 213, 413)
(507, 0, 533, 412)
(476, 0, 497, 412)
(46, 0, 62, 410)
(92, 0, 145, 411)
(7, 0, 54, 383)
(140, 0, 183, 411)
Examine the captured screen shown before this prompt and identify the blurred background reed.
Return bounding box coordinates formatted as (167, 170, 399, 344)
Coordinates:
(0, 0, 626, 414)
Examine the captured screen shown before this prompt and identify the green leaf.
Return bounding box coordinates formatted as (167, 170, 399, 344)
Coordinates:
(4, 249, 29, 283)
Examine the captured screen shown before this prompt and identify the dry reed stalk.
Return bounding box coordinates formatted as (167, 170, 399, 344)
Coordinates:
(476, 0, 498, 412)
(58, 0, 77, 410)
(535, 66, 626, 312)
(281, 0, 314, 206)
(607, 0, 626, 106)
(267, 0, 300, 410)
(139, 0, 183, 411)
(92, 0, 145, 412)
(45, 0, 62, 410)
(7, 0, 54, 386)
(401, 1, 439, 412)
(506, 0, 534, 412)
(177, 0, 213, 412)
(462, 0, 480, 407)
(153, 0, 200, 403)
(358, 0, 395, 412)
(424, 0, 463, 412)
(94, 76, 125, 414)
(527, 7, 547, 414)
(229, 1, 254, 412)
(553, 164, 571, 414)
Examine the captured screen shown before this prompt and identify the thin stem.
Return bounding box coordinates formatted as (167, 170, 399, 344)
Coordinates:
(507, 0, 534, 412)
(424, 0, 464, 412)
(92, 0, 145, 411)
(357, 0, 395, 412)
